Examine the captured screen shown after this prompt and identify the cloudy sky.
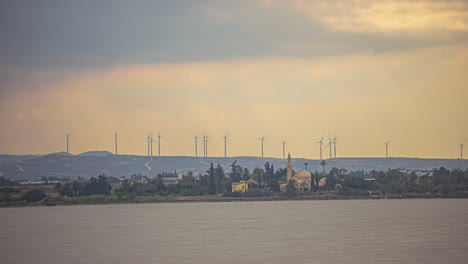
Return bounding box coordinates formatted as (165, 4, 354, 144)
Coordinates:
(1, 0, 467, 158)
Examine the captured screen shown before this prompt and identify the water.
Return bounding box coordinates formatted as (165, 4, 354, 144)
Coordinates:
(1, 199, 468, 264)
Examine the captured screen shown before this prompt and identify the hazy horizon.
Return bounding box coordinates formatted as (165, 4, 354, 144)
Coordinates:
(1, 0, 467, 159)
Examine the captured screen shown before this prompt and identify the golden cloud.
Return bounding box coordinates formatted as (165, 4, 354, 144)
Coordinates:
(266, 0, 468, 33)
(1, 45, 467, 158)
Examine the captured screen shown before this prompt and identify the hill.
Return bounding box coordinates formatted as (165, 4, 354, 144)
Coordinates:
(0, 153, 467, 180)
(78, 151, 114, 157)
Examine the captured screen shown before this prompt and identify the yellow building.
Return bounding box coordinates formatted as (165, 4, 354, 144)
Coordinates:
(232, 181, 248, 192)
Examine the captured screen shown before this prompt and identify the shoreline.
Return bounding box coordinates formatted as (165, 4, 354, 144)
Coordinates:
(2, 193, 468, 208)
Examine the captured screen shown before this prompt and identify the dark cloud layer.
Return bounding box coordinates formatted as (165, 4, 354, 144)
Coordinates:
(1, 0, 466, 71)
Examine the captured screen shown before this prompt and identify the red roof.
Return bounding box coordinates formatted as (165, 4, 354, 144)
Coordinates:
(246, 178, 258, 184)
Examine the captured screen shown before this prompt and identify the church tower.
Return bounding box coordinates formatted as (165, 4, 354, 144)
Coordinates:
(287, 153, 292, 182)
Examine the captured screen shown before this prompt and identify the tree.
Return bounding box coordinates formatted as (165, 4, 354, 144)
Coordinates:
(242, 168, 251, 181)
(275, 168, 287, 182)
(265, 162, 279, 191)
(0, 187, 18, 203)
(320, 160, 327, 174)
(285, 180, 297, 197)
(178, 172, 201, 196)
(121, 179, 131, 196)
(80, 175, 112, 196)
(215, 163, 225, 193)
(229, 160, 243, 182)
(313, 174, 323, 191)
(386, 169, 405, 194)
(343, 175, 367, 190)
(207, 163, 216, 195)
(252, 168, 265, 188)
(0, 177, 18, 186)
(330, 167, 348, 180)
(71, 181, 82, 197)
(418, 174, 432, 193)
(21, 189, 46, 203)
(406, 172, 418, 193)
(325, 172, 339, 191)
(55, 182, 73, 197)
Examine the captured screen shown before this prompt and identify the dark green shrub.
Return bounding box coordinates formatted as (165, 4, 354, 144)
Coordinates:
(341, 187, 369, 196)
(223, 191, 242, 197)
(21, 189, 47, 203)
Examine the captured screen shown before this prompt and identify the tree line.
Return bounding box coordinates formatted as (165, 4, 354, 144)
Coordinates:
(2, 162, 468, 204)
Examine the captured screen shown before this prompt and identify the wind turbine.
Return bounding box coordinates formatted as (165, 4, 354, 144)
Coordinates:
(65, 134, 71, 153)
(204, 135, 209, 157)
(326, 136, 333, 159)
(282, 139, 287, 159)
(114, 131, 119, 155)
(317, 136, 324, 160)
(223, 134, 230, 158)
(151, 136, 155, 158)
(202, 134, 206, 158)
(147, 134, 151, 157)
(194, 136, 199, 157)
(157, 132, 162, 157)
(385, 141, 391, 158)
(460, 144, 464, 159)
(333, 136, 338, 159)
(259, 136, 265, 158)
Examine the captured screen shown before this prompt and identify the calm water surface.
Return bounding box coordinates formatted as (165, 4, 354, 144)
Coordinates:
(1, 199, 468, 264)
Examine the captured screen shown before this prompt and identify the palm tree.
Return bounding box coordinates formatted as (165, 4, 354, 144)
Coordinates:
(121, 179, 131, 196)
(320, 160, 327, 174)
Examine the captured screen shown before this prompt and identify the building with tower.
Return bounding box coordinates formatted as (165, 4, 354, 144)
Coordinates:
(281, 153, 313, 192)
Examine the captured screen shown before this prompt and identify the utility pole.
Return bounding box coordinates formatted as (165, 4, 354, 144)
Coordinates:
(460, 144, 464, 159)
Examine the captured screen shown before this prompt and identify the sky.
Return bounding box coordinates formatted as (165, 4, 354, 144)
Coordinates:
(0, 0, 467, 159)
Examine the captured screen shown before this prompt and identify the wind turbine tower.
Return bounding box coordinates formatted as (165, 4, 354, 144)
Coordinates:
(147, 134, 151, 157)
(259, 136, 265, 158)
(223, 135, 228, 158)
(151, 136, 155, 157)
(114, 131, 119, 155)
(66, 134, 71, 153)
(333, 136, 337, 159)
(460, 144, 464, 159)
(317, 136, 324, 160)
(282, 140, 287, 159)
(205, 136, 209, 157)
(157, 132, 162, 157)
(194, 136, 199, 157)
(326, 137, 333, 159)
(385, 141, 391, 158)
(202, 135, 206, 157)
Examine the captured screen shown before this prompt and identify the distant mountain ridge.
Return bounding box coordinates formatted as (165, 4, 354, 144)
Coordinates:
(0, 153, 467, 181)
(77, 151, 114, 156)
